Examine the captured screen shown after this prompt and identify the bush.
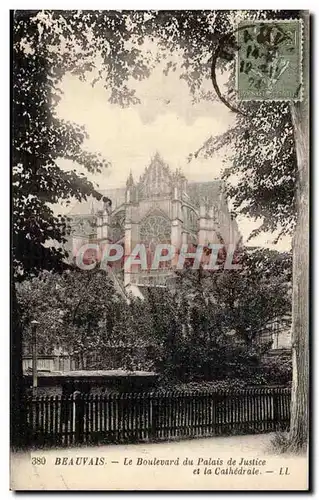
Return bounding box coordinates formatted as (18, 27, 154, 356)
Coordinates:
(260, 352, 292, 385)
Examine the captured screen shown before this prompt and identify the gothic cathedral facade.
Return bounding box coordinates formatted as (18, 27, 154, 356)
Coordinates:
(68, 153, 242, 289)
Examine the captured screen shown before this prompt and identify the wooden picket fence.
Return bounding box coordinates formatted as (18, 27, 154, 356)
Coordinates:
(25, 387, 291, 447)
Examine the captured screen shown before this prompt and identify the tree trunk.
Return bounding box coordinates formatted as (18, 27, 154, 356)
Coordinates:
(288, 13, 309, 453)
(11, 281, 26, 448)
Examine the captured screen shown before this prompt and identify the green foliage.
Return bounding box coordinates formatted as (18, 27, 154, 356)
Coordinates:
(134, 9, 300, 239)
(140, 247, 291, 383)
(18, 268, 118, 357)
(176, 247, 292, 345)
(260, 352, 292, 386)
(17, 268, 156, 370)
(17, 246, 291, 383)
(168, 11, 301, 239)
(201, 101, 297, 239)
(12, 12, 112, 279)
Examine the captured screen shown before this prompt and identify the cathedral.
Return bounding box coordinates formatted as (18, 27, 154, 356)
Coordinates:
(68, 153, 242, 292)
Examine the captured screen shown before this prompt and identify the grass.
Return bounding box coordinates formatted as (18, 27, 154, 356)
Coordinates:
(269, 431, 308, 455)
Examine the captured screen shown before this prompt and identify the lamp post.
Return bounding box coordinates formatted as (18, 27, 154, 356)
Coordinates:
(31, 320, 39, 395)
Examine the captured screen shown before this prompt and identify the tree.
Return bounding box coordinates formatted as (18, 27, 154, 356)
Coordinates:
(147, 9, 308, 452)
(17, 268, 120, 364)
(198, 14, 308, 452)
(11, 10, 150, 445)
(142, 247, 291, 384)
(177, 247, 292, 345)
(17, 268, 157, 372)
(287, 15, 309, 452)
(17, 248, 292, 386)
(12, 12, 105, 446)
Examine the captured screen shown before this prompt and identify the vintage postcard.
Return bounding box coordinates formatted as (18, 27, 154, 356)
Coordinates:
(11, 10, 309, 491)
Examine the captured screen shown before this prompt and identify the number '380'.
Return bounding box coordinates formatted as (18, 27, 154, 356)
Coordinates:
(31, 457, 46, 465)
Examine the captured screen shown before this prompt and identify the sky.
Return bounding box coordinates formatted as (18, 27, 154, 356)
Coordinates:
(56, 52, 291, 251)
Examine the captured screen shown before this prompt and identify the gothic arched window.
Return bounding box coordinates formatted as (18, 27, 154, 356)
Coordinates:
(139, 215, 171, 246)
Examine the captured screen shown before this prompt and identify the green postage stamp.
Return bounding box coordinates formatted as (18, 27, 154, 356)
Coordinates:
(237, 20, 303, 101)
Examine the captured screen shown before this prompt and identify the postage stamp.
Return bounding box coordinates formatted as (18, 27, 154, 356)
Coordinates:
(236, 20, 303, 101)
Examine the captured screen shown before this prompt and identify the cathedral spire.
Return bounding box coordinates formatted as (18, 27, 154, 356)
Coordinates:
(90, 200, 94, 215)
(126, 170, 134, 187)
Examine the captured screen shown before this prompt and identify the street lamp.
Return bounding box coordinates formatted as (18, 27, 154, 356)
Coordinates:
(30, 320, 39, 394)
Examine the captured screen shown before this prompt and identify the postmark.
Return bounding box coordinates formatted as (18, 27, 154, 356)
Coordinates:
(236, 20, 303, 102)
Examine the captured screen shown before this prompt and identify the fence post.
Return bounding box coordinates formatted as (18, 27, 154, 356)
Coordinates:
(151, 394, 158, 441)
(73, 391, 85, 445)
(273, 390, 279, 431)
(26, 387, 291, 446)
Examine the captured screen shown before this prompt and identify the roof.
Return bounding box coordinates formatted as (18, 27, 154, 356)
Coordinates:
(68, 188, 126, 216)
(68, 181, 223, 217)
(25, 370, 158, 378)
(187, 181, 223, 208)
